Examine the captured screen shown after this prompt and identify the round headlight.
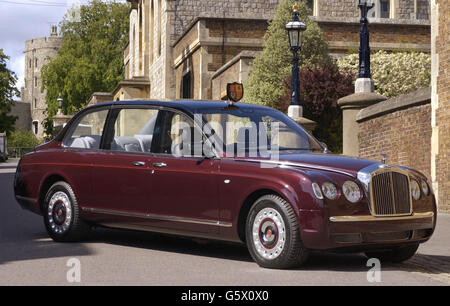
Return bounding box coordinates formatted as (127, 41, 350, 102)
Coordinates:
(342, 181, 361, 203)
(421, 180, 429, 196)
(321, 182, 338, 200)
(312, 182, 323, 200)
(411, 179, 421, 200)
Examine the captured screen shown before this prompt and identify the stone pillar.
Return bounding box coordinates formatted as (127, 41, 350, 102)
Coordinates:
(431, 0, 450, 212)
(288, 105, 317, 134)
(338, 92, 386, 156)
(53, 110, 72, 127)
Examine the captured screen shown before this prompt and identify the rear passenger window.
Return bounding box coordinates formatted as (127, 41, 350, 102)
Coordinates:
(110, 108, 159, 153)
(63, 109, 109, 149)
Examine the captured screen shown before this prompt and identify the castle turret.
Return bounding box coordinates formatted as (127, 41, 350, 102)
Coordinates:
(22, 26, 63, 137)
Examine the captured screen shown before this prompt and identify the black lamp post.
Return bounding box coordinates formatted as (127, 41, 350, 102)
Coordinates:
(358, 0, 374, 79)
(286, 4, 306, 106)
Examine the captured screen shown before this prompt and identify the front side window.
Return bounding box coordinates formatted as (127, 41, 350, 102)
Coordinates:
(63, 109, 109, 149)
(152, 110, 203, 157)
(110, 108, 159, 153)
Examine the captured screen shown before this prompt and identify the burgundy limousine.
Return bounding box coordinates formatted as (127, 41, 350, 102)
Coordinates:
(14, 100, 436, 269)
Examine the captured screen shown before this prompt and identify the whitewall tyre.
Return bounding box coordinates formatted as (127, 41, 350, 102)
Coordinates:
(246, 194, 309, 269)
(43, 181, 90, 242)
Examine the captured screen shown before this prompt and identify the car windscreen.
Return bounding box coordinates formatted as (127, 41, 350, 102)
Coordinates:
(198, 107, 323, 157)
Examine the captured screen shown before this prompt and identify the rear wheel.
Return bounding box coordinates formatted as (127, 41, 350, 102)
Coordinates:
(43, 181, 90, 242)
(365, 244, 419, 263)
(246, 194, 309, 269)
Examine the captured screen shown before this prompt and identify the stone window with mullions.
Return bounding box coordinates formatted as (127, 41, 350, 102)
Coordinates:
(306, 0, 319, 16)
(367, 0, 392, 19)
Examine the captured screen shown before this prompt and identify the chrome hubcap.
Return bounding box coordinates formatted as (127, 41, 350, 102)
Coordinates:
(252, 208, 286, 260)
(48, 191, 72, 234)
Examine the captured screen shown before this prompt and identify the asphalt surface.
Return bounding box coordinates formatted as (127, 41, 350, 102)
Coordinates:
(0, 159, 449, 286)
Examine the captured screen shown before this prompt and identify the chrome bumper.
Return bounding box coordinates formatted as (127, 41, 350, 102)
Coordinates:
(329, 212, 434, 223)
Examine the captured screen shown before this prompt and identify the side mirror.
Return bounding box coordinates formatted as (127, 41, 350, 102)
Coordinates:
(321, 142, 331, 154)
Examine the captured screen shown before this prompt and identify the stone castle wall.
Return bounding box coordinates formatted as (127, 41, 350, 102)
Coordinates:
(319, 0, 359, 18)
(317, 0, 430, 20)
(397, 0, 430, 20)
(320, 21, 431, 54)
(172, 18, 266, 100)
(148, 0, 431, 99)
(168, 0, 280, 42)
(147, 0, 281, 100)
(10, 102, 32, 132)
(22, 35, 62, 137)
(150, 0, 168, 99)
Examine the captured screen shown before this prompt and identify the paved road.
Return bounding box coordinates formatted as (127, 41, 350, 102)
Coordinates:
(0, 159, 449, 286)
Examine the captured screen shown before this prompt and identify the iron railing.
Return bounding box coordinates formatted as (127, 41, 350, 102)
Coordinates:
(7, 147, 35, 158)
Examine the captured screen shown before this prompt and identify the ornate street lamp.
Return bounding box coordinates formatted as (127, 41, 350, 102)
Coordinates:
(358, 0, 374, 79)
(286, 4, 306, 106)
(57, 95, 63, 111)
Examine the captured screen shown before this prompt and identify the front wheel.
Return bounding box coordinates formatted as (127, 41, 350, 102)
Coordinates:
(43, 181, 90, 242)
(245, 194, 309, 269)
(365, 244, 419, 263)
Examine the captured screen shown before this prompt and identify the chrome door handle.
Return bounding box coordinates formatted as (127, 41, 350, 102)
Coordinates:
(152, 162, 167, 168)
(133, 161, 146, 167)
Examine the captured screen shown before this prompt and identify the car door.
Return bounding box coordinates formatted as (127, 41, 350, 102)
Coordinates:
(88, 106, 159, 223)
(59, 107, 110, 210)
(147, 108, 221, 234)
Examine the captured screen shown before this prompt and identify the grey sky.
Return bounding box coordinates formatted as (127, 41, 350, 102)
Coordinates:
(0, 0, 125, 99)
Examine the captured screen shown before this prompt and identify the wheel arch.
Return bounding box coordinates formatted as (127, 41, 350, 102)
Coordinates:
(38, 174, 68, 213)
(237, 188, 294, 243)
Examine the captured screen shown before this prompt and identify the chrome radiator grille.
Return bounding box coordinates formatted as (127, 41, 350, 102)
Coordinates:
(370, 169, 412, 216)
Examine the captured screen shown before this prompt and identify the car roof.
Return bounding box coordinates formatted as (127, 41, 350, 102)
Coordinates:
(85, 99, 273, 114)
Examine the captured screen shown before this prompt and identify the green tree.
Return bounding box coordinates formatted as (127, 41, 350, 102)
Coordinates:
(279, 63, 354, 153)
(337, 50, 431, 98)
(0, 49, 19, 135)
(7, 130, 43, 148)
(41, 0, 129, 134)
(244, 0, 330, 108)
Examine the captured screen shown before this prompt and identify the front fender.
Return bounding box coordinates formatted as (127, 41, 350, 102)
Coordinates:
(217, 162, 327, 242)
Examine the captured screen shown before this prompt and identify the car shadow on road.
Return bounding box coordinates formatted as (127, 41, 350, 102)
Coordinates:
(298, 251, 450, 275)
(85, 227, 446, 274)
(0, 172, 95, 265)
(87, 227, 254, 263)
(86, 226, 450, 275)
(0, 236, 95, 265)
(0, 165, 18, 169)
